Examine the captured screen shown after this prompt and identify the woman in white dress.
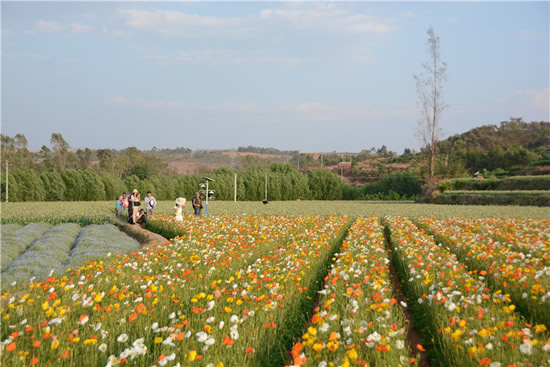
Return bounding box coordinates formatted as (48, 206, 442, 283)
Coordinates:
(174, 197, 186, 222)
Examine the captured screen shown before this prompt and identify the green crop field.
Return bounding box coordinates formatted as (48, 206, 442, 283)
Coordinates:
(1, 200, 549, 225)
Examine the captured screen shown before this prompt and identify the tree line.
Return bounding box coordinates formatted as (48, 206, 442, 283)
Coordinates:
(0, 133, 422, 202)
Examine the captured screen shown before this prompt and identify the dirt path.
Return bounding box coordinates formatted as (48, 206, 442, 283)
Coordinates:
(114, 220, 170, 250)
(388, 252, 431, 367)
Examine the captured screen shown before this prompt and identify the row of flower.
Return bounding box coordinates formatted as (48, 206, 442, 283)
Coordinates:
(3, 223, 81, 283)
(416, 217, 550, 327)
(2, 224, 141, 286)
(290, 216, 417, 367)
(385, 216, 550, 366)
(423, 217, 550, 262)
(1, 222, 53, 272)
(1, 214, 349, 366)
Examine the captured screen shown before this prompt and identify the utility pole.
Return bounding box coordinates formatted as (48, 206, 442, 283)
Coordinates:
(234, 173, 237, 202)
(340, 156, 343, 181)
(5, 160, 8, 203)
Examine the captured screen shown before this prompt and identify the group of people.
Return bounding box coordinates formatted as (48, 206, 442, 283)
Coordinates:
(115, 190, 157, 226)
(115, 190, 204, 226)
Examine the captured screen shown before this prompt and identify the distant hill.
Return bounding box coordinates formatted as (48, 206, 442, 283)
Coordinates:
(146, 119, 548, 182)
(441, 119, 549, 153)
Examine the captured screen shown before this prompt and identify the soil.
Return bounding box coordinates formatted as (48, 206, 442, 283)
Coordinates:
(114, 220, 169, 251)
(388, 252, 431, 367)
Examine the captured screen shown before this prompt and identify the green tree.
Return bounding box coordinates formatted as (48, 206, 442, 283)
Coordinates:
(40, 171, 66, 201)
(76, 148, 93, 170)
(51, 133, 70, 170)
(101, 173, 126, 200)
(61, 170, 85, 201)
(81, 170, 106, 201)
(308, 169, 343, 200)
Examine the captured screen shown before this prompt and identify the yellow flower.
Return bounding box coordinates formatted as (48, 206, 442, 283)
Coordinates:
(451, 329, 463, 341)
(308, 327, 317, 336)
(478, 329, 490, 338)
(187, 350, 197, 361)
(535, 324, 547, 333)
(84, 339, 97, 345)
(312, 342, 323, 353)
(346, 348, 358, 360)
(154, 337, 163, 344)
(72, 337, 81, 343)
(327, 341, 338, 352)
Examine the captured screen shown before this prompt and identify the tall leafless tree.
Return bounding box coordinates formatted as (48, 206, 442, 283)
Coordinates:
(414, 26, 448, 181)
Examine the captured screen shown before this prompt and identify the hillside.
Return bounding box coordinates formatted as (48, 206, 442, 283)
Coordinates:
(140, 119, 548, 185)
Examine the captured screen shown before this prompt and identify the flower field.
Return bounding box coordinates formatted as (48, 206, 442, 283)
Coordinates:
(386, 216, 549, 366)
(1, 213, 549, 367)
(416, 216, 550, 327)
(293, 217, 416, 367)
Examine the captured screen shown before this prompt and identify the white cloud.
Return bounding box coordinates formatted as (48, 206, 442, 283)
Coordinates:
(532, 88, 549, 110)
(70, 23, 92, 33)
(280, 102, 417, 122)
(106, 96, 258, 112)
(496, 88, 550, 116)
(36, 20, 65, 33)
(259, 3, 393, 35)
(118, 9, 241, 36)
(33, 20, 92, 34)
(119, 4, 395, 38)
(515, 88, 549, 110)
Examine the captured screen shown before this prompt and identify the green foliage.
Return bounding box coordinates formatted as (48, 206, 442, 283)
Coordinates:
(40, 171, 66, 201)
(438, 191, 550, 206)
(441, 175, 550, 191)
(308, 169, 343, 200)
(438, 120, 548, 173)
(61, 169, 86, 201)
(8, 168, 46, 201)
(343, 171, 421, 201)
(101, 173, 127, 200)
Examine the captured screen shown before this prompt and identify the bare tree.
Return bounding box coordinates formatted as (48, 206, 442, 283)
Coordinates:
(414, 26, 448, 181)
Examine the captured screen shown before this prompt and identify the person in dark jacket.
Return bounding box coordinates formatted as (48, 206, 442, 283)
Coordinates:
(192, 192, 202, 216)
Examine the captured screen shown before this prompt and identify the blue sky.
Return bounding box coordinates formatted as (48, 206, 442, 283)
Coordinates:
(2, 1, 548, 153)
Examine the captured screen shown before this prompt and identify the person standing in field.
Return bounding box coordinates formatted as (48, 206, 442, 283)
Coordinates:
(144, 191, 157, 216)
(115, 196, 122, 218)
(129, 189, 141, 224)
(174, 197, 186, 222)
(119, 192, 127, 215)
(192, 192, 202, 216)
